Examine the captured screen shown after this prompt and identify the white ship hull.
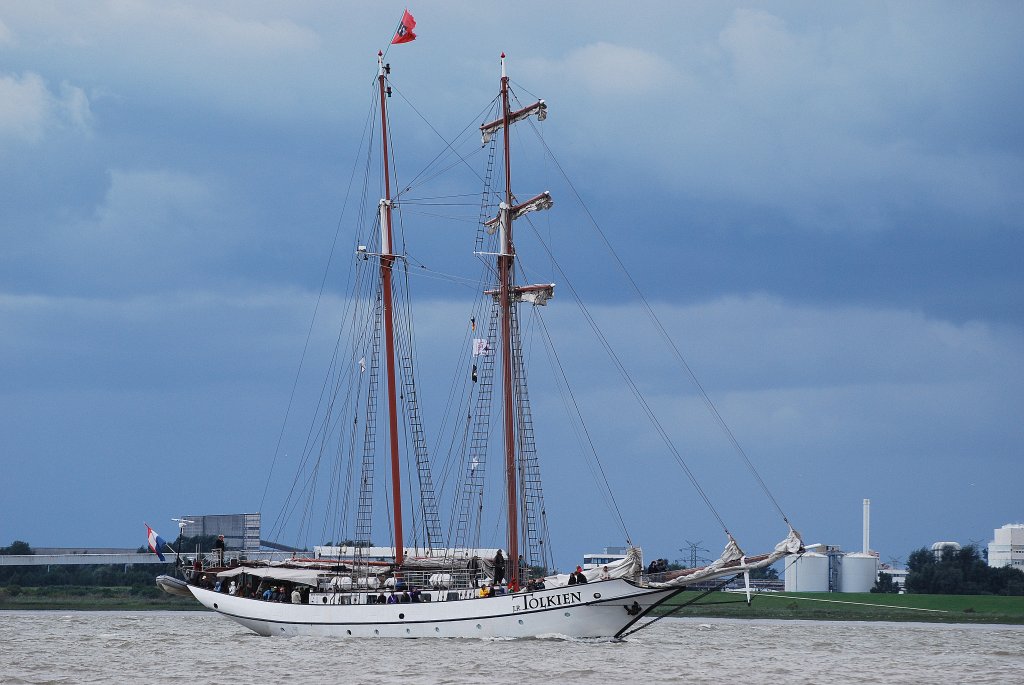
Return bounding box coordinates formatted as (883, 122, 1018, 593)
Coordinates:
(188, 578, 682, 639)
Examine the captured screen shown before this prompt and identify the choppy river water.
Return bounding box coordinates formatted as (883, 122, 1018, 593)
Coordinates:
(1, 611, 1021, 684)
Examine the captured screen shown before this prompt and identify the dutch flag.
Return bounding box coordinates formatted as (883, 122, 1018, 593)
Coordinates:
(146, 523, 167, 562)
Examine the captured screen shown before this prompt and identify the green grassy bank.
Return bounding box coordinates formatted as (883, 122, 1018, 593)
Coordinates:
(4, 586, 1023, 623)
(659, 590, 1024, 624)
(0, 585, 199, 611)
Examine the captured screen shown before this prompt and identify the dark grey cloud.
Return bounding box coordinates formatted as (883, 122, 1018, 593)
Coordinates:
(1, 2, 1021, 567)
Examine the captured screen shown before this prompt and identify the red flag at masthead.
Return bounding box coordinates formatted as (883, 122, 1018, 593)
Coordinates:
(391, 9, 417, 44)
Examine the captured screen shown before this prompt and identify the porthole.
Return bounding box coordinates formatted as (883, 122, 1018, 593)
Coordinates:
(213, 603, 218, 609)
(347, 630, 352, 635)
(518, 619, 524, 625)
(476, 623, 482, 629)
(406, 628, 411, 634)
(564, 612, 571, 617)
(399, 613, 405, 619)
(374, 629, 380, 635)
(593, 593, 602, 599)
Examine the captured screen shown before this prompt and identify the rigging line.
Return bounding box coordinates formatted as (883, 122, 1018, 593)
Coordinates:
(337, 329, 367, 543)
(521, 217, 731, 535)
(390, 84, 500, 192)
(311, 362, 343, 548)
(401, 193, 480, 201)
(529, 129, 793, 528)
(395, 146, 489, 200)
(432, 274, 494, 500)
(278, 141, 379, 541)
(394, 264, 426, 548)
(392, 241, 445, 551)
(327, 427, 348, 548)
(268, 166, 377, 542)
(269, 202, 380, 541)
(399, 210, 479, 223)
(298, 433, 326, 550)
(430, 308, 480, 489)
(402, 265, 483, 290)
(429, 313, 475, 471)
(508, 79, 542, 103)
(269, 233, 378, 541)
(316, 320, 367, 546)
(260, 83, 378, 518)
(757, 594, 949, 613)
(618, 578, 736, 639)
(535, 312, 633, 545)
(400, 201, 479, 207)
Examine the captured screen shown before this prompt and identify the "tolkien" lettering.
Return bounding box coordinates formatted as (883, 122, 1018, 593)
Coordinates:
(512, 591, 582, 613)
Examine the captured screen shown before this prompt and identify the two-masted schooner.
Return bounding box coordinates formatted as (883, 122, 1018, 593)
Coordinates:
(172, 50, 803, 639)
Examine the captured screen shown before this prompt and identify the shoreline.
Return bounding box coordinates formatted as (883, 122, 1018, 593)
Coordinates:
(2, 589, 1022, 624)
(656, 590, 1024, 625)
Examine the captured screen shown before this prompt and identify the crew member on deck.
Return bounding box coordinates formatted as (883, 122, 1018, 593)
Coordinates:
(214, 534, 226, 566)
(493, 550, 506, 585)
(570, 566, 588, 584)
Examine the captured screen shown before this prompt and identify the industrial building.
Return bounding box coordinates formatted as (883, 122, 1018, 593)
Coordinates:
(784, 498, 879, 593)
(988, 523, 1024, 571)
(181, 513, 261, 552)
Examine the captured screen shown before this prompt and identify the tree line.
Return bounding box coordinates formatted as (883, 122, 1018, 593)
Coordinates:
(0, 540, 33, 555)
(1, 538, 175, 591)
(873, 545, 1024, 596)
(4, 538, 1021, 595)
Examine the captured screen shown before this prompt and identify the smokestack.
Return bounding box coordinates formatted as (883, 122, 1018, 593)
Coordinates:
(863, 498, 870, 554)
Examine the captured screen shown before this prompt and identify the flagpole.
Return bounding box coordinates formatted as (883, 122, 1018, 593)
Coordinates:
(383, 8, 416, 59)
(382, 10, 408, 60)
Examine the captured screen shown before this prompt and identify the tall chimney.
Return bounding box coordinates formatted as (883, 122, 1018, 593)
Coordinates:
(863, 498, 871, 554)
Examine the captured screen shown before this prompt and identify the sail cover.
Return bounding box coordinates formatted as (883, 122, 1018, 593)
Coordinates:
(647, 528, 803, 588)
(215, 566, 321, 586)
(543, 546, 644, 586)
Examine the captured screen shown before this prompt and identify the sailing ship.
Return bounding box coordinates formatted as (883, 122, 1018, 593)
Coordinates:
(170, 52, 804, 639)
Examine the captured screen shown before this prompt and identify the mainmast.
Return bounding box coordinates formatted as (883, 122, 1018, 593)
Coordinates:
(377, 52, 404, 567)
(497, 54, 518, 587)
(481, 54, 553, 588)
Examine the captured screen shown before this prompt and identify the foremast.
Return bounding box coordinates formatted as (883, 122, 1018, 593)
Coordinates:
(482, 54, 554, 588)
(377, 52, 405, 567)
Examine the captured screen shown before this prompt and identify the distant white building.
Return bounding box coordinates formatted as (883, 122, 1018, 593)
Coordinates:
(583, 546, 629, 570)
(878, 567, 908, 591)
(988, 524, 1024, 571)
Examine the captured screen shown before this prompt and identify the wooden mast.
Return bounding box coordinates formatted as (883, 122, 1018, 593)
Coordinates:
(377, 52, 404, 567)
(497, 53, 519, 588)
(480, 55, 551, 586)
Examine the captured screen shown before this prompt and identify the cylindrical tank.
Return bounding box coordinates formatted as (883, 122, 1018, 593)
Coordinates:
(930, 541, 961, 561)
(784, 552, 829, 592)
(839, 553, 878, 592)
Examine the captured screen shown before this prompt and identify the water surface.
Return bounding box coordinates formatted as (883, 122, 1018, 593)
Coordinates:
(1, 611, 1020, 684)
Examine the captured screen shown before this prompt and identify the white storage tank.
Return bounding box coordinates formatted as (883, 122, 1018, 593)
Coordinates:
(839, 553, 878, 592)
(931, 541, 961, 561)
(784, 552, 829, 592)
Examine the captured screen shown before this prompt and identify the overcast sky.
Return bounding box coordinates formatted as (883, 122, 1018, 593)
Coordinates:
(1, 1, 1022, 570)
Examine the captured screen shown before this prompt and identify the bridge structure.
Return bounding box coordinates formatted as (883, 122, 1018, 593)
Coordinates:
(0, 551, 168, 567)
(0, 546, 297, 567)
